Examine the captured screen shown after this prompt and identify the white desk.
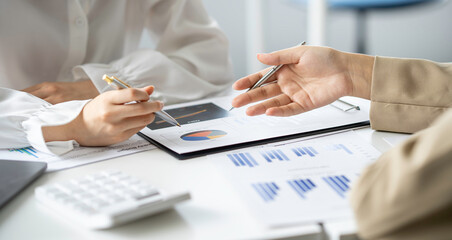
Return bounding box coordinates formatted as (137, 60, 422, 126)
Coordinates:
(0, 128, 409, 240)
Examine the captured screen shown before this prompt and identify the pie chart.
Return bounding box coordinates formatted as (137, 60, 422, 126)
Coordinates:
(180, 130, 227, 141)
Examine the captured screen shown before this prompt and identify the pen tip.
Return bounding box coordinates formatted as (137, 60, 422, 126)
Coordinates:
(228, 107, 234, 112)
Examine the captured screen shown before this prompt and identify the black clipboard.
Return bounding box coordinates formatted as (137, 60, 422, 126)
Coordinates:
(138, 121, 370, 160)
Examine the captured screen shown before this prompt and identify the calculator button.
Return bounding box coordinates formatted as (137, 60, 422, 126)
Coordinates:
(101, 170, 122, 176)
(111, 173, 130, 181)
(135, 191, 159, 200)
(106, 196, 125, 204)
(97, 179, 115, 186)
(85, 199, 109, 210)
(71, 179, 91, 186)
(137, 186, 158, 196)
(80, 183, 99, 191)
(116, 189, 141, 199)
(86, 174, 105, 181)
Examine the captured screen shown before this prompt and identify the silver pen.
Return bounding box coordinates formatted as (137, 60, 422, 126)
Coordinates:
(103, 74, 181, 127)
(230, 41, 307, 111)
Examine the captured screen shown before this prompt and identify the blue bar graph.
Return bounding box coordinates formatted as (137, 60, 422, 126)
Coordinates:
(259, 151, 270, 162)
(261, 149, 290, 162)
(291, 146, 318, 158)
(276, 149, 289, 161)
(322, 175, 351, 198)
(252, 182, 280, 202)
(9, 147, 39, 158)
(333, 144, 353, 154)
(227, 153, 259, 167)
(287, 179, 316, 199)
(271, 150, 283, 161)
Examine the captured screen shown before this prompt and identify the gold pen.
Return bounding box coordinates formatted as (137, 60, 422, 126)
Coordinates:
(103, 74, 181, 127)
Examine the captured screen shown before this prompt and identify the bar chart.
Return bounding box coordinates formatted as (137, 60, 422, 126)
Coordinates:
(226, 140, 363, 168)
(322, 175, 351, 198)
(9, 147, 39, 158)
(287, 179, 317, 199)
(260, 149, 289, 162)
(331, 144, 353, 155)
(252, 182, 280, 202)
(291, 146, 319, 158)
(227, 153, 259, 167)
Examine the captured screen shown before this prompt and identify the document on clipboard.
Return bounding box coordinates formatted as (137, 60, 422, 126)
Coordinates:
(138, 96, 370, 159)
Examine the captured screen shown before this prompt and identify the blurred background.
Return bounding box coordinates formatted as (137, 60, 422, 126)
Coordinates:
(143, 0, 452, 80)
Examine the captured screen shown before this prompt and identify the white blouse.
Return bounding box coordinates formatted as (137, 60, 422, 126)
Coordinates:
(0, 0, 234, 155)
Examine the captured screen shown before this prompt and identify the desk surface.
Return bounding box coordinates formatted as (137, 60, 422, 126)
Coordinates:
(0, 128, 410, 240)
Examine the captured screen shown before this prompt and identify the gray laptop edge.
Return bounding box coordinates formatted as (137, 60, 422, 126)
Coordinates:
(0, 160, 47, 209)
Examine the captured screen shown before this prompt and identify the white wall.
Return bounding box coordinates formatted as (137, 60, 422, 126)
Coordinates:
(202, 0, 452, 79)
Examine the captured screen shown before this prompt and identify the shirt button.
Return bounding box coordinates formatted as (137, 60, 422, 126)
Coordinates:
(75, 17, 85, 27)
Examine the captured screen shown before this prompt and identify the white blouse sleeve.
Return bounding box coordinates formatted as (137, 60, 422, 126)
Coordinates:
(0, 88, 89, 155)
(73, 0, 234, 105)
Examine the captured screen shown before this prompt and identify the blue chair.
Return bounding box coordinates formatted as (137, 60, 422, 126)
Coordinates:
(291, 0, 437, 53)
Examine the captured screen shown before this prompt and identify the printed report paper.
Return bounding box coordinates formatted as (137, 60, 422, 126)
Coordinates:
(0, 135, 156, 172)
(209, 131, 381, 227)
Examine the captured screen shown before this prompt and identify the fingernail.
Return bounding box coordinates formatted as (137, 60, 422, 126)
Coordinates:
(158, 101, 164, 109)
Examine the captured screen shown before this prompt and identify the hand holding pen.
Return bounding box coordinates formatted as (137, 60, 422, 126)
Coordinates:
(229, 42, 305, 112)
(103, 75, 181, 127)
(231, 43, 363, 117)
(43, 84, 163, 146)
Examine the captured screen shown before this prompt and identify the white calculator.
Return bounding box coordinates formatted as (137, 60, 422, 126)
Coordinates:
(35, 170, 190, 229)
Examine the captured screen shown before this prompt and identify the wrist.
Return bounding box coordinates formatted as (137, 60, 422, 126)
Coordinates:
(42, 110, 83, 143)
(346, 52, 375, 99)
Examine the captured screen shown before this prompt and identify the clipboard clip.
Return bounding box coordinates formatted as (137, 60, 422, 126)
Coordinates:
(330, 99, 360, 112)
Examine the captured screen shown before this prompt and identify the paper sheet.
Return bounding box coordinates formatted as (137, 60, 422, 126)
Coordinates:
(0, 135, 156, 172)
(140, 96, 370, 155)
(209, 131, 381, 227)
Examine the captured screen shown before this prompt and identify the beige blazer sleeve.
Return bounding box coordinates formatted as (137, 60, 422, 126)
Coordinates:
(370, 56, 452, 133)
(350, 57, 452, 240)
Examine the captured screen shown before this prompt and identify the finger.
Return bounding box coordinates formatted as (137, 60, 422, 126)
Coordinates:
(30, 89, 50, 100)
(232, 82, 282, 108)
(257, 45, 308, 66)
(21, 83, 43, 93)
(245, 94, 292, 116)
(232, 67, 276, 90)
(111, 126, 149, 145)
(142, 86, 154, 95)
(118, 113, 156, 131)
(266, 102, 306, 117)
(114, 101, 163, 118)
(43, 96, 62, 105)
(120, 126, 150, 140)
(107, 88, 151, 104)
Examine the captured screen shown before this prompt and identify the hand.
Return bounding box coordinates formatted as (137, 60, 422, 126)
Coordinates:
(231, 46, 374, 117)
(22, 80, 99, 104)
(43, 86, 163, 146)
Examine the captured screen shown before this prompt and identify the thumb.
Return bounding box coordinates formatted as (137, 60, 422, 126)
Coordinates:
(257, 46, 306, 66)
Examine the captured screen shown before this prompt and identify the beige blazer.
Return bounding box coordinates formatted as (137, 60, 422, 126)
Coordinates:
(350, 57, 452, 240)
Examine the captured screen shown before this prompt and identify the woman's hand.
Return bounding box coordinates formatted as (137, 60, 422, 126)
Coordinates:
(43, 86, 163, 146)
(22, 80, 99, 104)
(231, 46, 374, 117)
